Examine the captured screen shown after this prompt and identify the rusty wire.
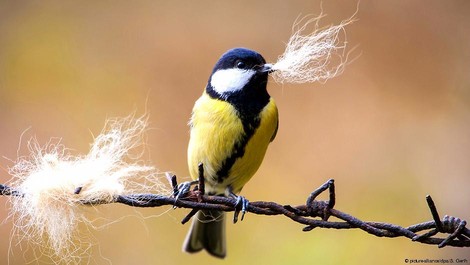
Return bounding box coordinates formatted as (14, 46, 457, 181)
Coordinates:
(1, 163, 469, 248)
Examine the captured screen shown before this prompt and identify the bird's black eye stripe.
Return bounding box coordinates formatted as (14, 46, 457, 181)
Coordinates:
(236, 61, 246, 69)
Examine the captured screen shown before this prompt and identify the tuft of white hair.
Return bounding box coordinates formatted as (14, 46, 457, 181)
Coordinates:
(271, 13, 356, 84)
(7, 115, 166, 262)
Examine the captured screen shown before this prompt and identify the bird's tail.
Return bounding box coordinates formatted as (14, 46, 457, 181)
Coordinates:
(182, 210, 226, 258)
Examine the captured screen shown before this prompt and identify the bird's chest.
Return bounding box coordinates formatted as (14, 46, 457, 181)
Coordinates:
(188, 99, 245, 173)
(188, 95, 273, 193)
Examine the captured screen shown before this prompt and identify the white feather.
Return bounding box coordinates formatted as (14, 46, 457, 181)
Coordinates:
(7, 115, 167, 262)
(210, 68, 256, 97)
(271, 13, 356, 84)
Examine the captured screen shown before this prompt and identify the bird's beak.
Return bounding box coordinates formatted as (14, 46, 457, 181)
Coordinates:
(259, 63, 274, 73)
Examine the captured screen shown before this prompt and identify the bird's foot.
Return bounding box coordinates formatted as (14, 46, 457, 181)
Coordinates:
(174, 180, 198, 202)
(225, 187, 249, 223)
(233, 195, 249, 223)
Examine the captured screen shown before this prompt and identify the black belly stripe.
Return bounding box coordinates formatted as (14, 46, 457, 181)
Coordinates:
(216, 115, 260, 183)
(206, 72, 271, 184)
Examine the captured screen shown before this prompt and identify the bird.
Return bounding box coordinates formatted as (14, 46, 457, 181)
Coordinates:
(183, 47, 279, 258)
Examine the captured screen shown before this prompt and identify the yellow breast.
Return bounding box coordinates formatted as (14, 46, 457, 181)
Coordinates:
(187, 92, 278, 194)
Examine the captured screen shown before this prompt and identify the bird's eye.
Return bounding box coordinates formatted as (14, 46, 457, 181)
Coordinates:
(236, 61, 246, 69)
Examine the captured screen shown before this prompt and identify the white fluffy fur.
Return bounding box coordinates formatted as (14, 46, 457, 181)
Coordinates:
(271, 13, 356, 84)
(7, 115, 166, 262)
(210, 68, 256, 97)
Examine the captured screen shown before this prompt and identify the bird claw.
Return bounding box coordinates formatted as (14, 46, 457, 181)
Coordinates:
(233, 195, 249, 223)
(174, 181, 198, 205)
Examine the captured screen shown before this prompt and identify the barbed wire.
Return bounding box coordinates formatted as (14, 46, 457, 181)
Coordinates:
(1, 163, 469, 248)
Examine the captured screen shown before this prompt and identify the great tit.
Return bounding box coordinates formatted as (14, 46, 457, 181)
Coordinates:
(183, 48, 278, 258)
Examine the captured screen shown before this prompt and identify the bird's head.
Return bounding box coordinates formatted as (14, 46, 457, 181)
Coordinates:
(207, 48, 273, 100)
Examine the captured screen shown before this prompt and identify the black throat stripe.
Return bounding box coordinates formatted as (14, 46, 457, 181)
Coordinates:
(206, 74, 270, 183)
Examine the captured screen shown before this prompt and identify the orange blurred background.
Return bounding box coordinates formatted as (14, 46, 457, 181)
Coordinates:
(0, 1, 469, 264)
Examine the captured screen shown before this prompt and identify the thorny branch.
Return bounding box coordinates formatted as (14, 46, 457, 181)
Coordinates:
(1, 163, 469, 248)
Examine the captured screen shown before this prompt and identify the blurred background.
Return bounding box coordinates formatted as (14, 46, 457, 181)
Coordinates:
(0, 1, 469, 264)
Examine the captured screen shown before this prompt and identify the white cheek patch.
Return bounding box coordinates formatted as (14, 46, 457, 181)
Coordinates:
(210, 68, 256, 96)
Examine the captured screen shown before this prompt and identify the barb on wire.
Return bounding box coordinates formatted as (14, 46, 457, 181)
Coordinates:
(1, 170, 469, 248)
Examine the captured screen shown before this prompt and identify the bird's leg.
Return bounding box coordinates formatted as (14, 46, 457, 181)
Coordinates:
(225, 186, 249, 223)
(235, 196, 250, 222)
(174, 180, 198, 202)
